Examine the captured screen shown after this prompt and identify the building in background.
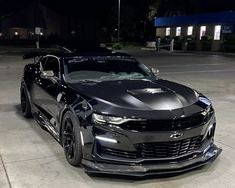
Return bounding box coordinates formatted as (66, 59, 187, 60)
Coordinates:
(0, 1, 99, 42)
(154, 11, 235, 51)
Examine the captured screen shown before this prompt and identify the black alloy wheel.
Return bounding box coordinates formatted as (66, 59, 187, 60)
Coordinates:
(62, 111, 82, 166)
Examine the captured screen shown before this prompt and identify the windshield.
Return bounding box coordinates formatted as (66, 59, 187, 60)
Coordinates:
(64, 57, 155, 82)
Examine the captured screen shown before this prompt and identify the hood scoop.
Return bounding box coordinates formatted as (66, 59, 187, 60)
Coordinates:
(127, 88, 167, 95)
(126, 87, 187, 110)
(69, 79, 198, 111)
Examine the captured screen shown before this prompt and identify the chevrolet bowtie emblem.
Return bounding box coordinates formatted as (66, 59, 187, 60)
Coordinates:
(170, 132, 184, 139)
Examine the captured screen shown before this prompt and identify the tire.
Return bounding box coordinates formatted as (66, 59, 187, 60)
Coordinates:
(61, 111, 83, 166)
(20, 83, 32, 118)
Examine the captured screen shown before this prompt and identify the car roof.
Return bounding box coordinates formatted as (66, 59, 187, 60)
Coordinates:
(23, 47, 131, 60)
(62, 51, 131, 59)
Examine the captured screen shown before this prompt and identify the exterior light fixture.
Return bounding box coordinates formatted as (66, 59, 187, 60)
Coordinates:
(200, 26, 206, 40)
(14, 31, 19, 36)
(166, 27, 170, 36)
(176, 27, 181, 36)
(95, 136, 118, 143)
(214, 25, 221, 40)
(187, 26, 193, 36)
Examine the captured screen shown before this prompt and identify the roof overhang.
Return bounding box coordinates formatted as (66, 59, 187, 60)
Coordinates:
(154, 11, 235, 27)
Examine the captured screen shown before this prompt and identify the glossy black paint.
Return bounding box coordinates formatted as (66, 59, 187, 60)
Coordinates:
(21, 51, 221, 176)
(69, 79, 201, 119)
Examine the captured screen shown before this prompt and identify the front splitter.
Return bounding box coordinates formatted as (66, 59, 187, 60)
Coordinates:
(82, 144, 222, 177)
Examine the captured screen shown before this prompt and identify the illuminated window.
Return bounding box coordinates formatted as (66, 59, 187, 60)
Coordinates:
(176, 27, 181, 36)
(187, 26, 193, 35)
(166, 27, 170, 36)
(214, 25, 221, 40)
(200, 26, 206, 39)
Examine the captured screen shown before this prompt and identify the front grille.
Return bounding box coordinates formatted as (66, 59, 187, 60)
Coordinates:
(100, 147, 138, 159)
(135, 136, 203, 158)
(98, 136, 203, 159)
(120, 113, 209, 132)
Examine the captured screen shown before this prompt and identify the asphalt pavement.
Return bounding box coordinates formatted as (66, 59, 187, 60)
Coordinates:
(0, 50, 235, 188)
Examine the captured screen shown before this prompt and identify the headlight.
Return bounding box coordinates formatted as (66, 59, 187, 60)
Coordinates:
(199, 96, 212, 106)
(199, 96, 214, 120)
(92, 113, 133, 125)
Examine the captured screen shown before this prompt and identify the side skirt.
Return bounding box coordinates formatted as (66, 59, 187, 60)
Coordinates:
(31, 105, 60, 143)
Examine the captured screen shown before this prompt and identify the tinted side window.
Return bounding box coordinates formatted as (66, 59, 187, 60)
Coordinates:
(43, 57, 60, 78)
(40, 57, 48, 69)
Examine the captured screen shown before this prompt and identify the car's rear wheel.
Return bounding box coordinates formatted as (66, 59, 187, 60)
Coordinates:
(61, 111, 83, 166)
(20, 83, 32, 118)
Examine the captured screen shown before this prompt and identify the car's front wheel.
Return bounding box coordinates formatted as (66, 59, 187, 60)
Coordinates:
(61, 111, 83, 166)
(20, 83, 32, 118)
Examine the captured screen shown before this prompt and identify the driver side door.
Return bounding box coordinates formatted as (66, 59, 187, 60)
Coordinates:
(32, 56, 61, 132)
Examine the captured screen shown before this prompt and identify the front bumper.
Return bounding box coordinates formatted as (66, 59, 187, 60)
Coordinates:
(82, 144, 221, 176)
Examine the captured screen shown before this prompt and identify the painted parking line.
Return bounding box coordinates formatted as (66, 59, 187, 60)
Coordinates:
(0, 154, 12, 188)
(155, 63, 228, 68)
(161, 69, 235, 75)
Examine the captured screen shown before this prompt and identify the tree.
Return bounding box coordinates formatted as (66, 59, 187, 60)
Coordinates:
(103, 0, 160, 42)
(147, 0, 161, 20)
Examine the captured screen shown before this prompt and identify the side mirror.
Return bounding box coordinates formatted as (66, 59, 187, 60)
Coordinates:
(41, 70, 54, 79)
(150, 68, 160, 76)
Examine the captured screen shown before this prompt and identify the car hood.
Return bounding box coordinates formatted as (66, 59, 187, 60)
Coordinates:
(69, 79, 200, 116)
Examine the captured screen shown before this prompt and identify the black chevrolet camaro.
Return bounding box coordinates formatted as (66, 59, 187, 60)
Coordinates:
(20, 48, 221, 176)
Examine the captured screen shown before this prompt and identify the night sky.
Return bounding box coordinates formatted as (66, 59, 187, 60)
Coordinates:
(1, 0, 235, 17)
(0, 0, 112, 17)
(1, 0, 235, 19)
(1, 0, 235, 41)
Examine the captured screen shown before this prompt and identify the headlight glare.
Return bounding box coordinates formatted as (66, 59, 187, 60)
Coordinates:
(202, 105, 212, 116)
(92, 113, 132, 125)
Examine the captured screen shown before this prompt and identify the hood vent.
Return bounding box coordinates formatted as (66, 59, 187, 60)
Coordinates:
(127, 88, 166, 95)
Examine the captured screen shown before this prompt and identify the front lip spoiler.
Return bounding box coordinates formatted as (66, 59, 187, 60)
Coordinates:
(82, 144, 222, 177)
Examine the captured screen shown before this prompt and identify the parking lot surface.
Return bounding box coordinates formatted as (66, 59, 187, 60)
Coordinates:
(0, 50, 235, 188)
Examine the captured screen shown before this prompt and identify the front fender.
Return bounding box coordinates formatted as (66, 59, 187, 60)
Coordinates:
(59, 98, 93, 142)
